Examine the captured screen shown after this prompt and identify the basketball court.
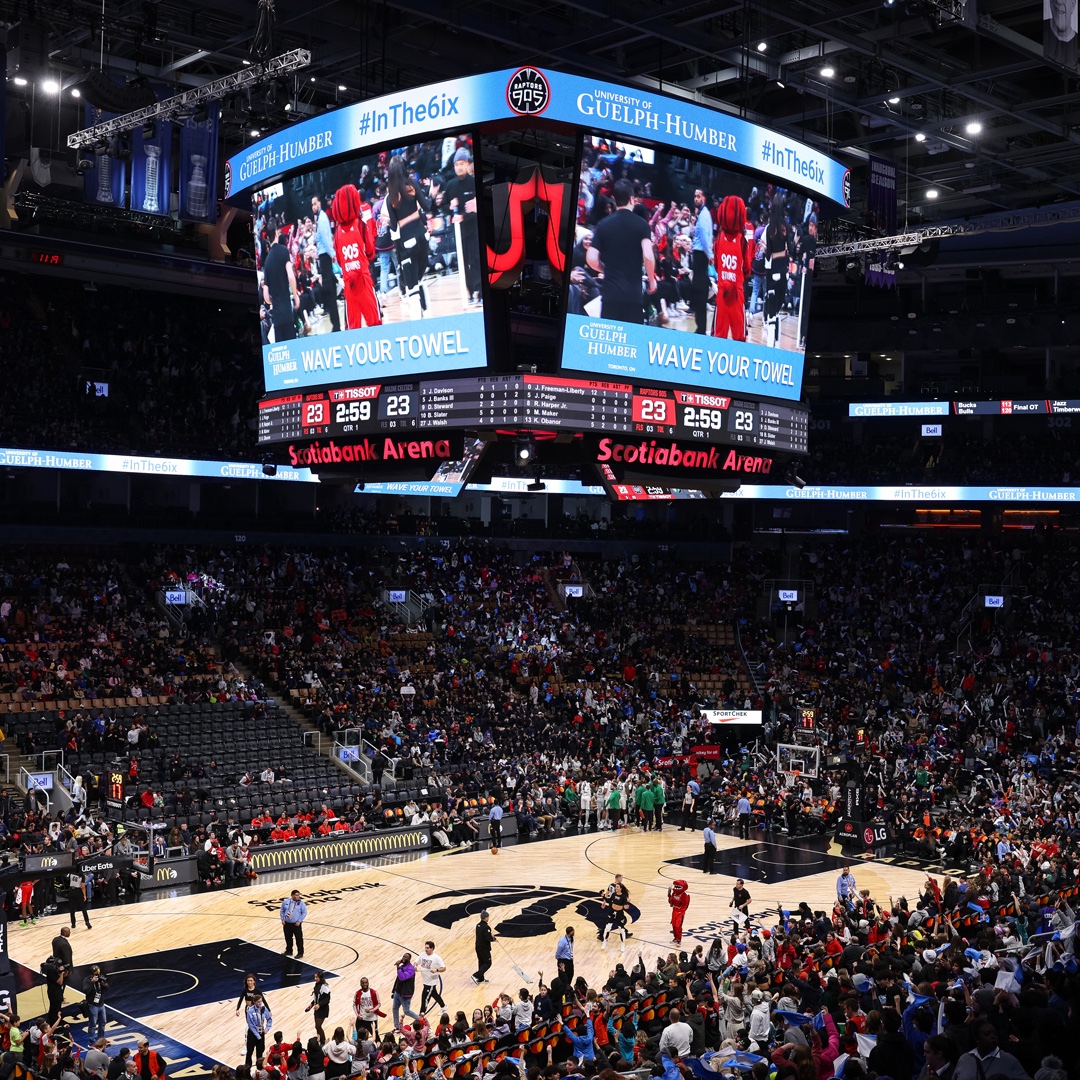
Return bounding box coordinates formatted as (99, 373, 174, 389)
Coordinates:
(6, 828, 928, 1075)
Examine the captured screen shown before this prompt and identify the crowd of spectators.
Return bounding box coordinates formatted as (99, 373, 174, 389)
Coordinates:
(0, 274, 261, 461)
(0, 532, 1079, 1076)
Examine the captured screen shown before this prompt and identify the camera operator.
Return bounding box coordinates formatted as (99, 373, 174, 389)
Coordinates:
(83, 965, 109, 1043)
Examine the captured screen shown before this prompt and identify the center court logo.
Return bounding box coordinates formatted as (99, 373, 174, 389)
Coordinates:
(506, 68, 550, 116)
(421, 885, 640, 940)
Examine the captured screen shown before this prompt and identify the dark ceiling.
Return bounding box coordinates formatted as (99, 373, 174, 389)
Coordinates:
(11, 0, 1079, 227)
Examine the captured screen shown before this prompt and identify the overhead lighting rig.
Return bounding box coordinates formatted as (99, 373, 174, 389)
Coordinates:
(67, 49, 311, 150)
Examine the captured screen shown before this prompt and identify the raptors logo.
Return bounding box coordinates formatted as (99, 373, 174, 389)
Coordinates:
(506, 68, 550, 117)
(421, 885, 639, 940)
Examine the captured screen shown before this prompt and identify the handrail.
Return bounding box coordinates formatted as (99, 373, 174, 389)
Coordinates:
(335, 728, 363, 746)
(302, 730, 323, 755)
(39, 749, 65, 772)
(334, 740, 372, 781)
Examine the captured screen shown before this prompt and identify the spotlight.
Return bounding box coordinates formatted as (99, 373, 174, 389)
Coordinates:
(43, 78, 60, 95)
(756, 42, 767, 52)
(338, 83, 348, 91)
(926, 188, 939, 199)
(914, 132, 926, 142)
(784, 465, 807, 490)
(250, 128, 261, 137)
(965, 120, 982, 135)
(141, 121, 156, 140)
(527, 480, 546, 492)
(13, 76, 28, 87)
(884, 0, 897, 6)
(887, 95, 900, 104)
(515, 436, 535, 465)
(75, 157, 93, 175)
(820, 66, 835, 78)
(261, 463, 277, 477)
(70, 88, 81, 99)
(193, 103, 210, 122)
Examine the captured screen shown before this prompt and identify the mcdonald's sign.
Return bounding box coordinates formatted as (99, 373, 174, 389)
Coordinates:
(247, 827, 430, 873)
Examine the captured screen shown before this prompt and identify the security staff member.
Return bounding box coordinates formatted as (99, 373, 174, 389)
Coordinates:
(280, 890, 307, 957)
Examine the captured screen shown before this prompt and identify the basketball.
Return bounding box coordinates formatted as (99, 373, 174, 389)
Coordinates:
(491, 847, 499, 855)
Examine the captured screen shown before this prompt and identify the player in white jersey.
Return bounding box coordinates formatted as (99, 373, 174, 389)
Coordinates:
(579, 779, 593, 832)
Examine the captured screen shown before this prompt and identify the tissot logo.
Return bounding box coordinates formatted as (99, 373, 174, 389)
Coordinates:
(506, 67, 550, 116)
(420, 885, 640, 940)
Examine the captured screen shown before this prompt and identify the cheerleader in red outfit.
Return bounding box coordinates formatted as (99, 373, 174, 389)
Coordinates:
(330, 184, 382, 328)
(668, 879, 690, 945)
(712, 195, 752, 341)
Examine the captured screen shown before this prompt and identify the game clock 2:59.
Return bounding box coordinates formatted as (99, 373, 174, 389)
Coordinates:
(680, 406, 725, 431)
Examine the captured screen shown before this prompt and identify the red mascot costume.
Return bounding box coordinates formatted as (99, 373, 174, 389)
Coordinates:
(712, 194, 751, 341)
(331, 183, 382, 329)
(668, 879, 690, 945)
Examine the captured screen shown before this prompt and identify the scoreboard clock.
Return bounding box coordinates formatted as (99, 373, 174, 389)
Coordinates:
(106, 767, 126, 812)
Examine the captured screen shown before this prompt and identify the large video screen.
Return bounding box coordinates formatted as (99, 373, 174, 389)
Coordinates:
(253, 133, 486, 392)
(564, 133, 815, 402)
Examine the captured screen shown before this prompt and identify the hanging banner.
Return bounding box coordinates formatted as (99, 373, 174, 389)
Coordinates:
(1044, 0, 1078, 68)
(131, 118, 173, 217)
(867, 155, 897, 235)
(178, 102, 219, 222)
(864, 257, 896, 289)
(82, 105, 128, 208)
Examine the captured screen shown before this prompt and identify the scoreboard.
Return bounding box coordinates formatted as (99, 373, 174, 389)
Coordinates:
(227, 66, 845, 489)
(258, 373, 810, 455)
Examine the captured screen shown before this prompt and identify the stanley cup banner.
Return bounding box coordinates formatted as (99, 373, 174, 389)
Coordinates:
(82, 105, 129, 207)
(178, 101, 220, 222)
(131, 117, 173, 217)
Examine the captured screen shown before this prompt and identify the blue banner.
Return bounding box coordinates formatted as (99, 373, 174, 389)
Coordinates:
(178, 102, 219, 222)
(131, 118, 173, 216)
(721, 484, 1080, 502)
(263, 311, 486, 392)
(563, 313, 802, 402)
(82, 105, 128, 208)
(0, 446, 317, 483)
(225, 68, 851, 208)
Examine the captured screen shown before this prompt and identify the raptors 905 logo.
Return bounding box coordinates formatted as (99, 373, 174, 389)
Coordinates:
(506, 67, 550, 116)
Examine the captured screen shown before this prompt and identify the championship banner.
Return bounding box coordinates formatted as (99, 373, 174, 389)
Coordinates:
(82, 105, 128, 208)
(864, 256, 896, 290)
(867, 155, 897, 234)
(131, 118, 173, 217)
(178, 102, 219, 222)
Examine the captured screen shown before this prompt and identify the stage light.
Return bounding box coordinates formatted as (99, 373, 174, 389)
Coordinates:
(13, 76, 28, 87)
(515, 437, 536, 464)
(820, 66, 835, 78)
(142, 121, 156, 140)
(926, 188, 939, 199)
(71, 88, 81, 99)
(757, 42, 767, 52)
(914, 132, 926, 142)
(965, 120, 982, 135)
(42, 78, 60, 95)
(262, 463, 277, 477)
(888, 95, 900, 104)
(250, 128, 261, 137)
(338, 83, 347, 90)
(527, 480, 546, 492)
